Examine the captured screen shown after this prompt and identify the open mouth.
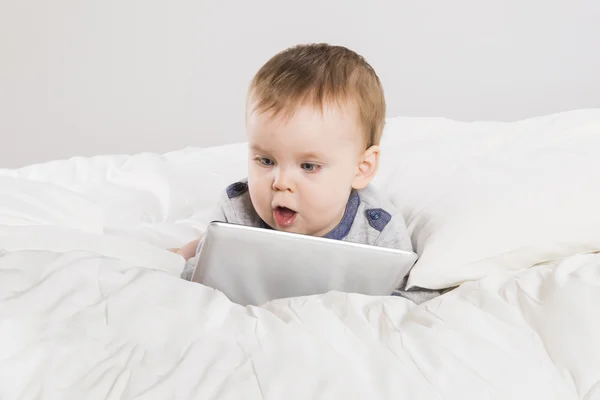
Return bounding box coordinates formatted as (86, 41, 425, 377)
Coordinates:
(273, 206, 297, 227)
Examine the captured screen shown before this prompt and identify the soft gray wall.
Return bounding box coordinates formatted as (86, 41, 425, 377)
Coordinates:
(1, 0, 599, 168)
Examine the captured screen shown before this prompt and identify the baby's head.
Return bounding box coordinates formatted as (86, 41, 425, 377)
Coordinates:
(246, 43, 386, 236)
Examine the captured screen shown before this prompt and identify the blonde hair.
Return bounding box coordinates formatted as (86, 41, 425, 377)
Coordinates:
(248, 43, 386, 148)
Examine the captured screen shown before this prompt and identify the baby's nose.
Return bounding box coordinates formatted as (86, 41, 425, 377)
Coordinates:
(272, 170, 294, 192)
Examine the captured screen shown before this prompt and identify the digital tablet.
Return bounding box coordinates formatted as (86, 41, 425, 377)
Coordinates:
(190, 222, 418, 306)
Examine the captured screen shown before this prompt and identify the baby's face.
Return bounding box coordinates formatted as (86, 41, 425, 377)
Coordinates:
(246, 102, 366, 237)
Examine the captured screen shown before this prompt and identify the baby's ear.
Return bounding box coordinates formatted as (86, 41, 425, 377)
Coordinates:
(352, 145, 380, 190)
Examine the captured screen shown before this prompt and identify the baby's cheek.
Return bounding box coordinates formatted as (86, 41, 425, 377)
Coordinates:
(307, 190, 338, 217)
(248, 186, 268, 215)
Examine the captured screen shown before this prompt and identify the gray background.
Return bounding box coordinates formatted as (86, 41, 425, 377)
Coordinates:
(1, 0, 599, 168)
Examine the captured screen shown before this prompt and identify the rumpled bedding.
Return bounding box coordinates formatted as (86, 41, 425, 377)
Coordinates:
(0, 228, 598, 398)
(1, 129, 599, 399)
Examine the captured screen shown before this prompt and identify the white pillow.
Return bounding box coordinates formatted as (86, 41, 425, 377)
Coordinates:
(373, 109, 600, 290)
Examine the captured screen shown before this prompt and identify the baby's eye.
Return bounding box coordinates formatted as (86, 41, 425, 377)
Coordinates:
(258, 157, 274, 167)
(300, 163, 320, 172)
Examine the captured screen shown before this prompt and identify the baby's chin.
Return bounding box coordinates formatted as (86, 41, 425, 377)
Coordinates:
(270, 221, 331, 237)
(260, 210, 333, 237)
(263, 217, 309, 236)
(269, 222, 305, 235)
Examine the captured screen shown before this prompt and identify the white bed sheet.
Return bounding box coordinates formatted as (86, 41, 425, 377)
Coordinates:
(0, 144, 249, 249)
(0, 225, 598, 399)
(1, 114, 599, 399)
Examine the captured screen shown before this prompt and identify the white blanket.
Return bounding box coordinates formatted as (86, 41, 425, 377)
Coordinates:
(1, 114, 599, 399)
(0, 227, 598, 399)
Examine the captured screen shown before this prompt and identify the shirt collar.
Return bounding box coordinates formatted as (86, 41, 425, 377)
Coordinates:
(324, 190, 360, 240)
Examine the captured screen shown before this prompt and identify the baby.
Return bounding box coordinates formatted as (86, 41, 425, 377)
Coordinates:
(176, 43, 442, 304)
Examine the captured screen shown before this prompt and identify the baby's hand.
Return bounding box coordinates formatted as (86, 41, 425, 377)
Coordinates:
(170, 239, 200, 261)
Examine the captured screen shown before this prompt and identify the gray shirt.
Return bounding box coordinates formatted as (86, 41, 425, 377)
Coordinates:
(182, 179, 444, 304)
